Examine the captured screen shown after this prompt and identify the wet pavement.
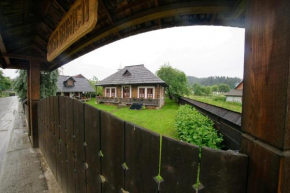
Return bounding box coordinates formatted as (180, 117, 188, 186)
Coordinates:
(0, 96, 18, 173)
(0, 97, 62, 193)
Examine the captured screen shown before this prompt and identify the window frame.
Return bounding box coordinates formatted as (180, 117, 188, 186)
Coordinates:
(104, 87, 117, 97)
(137, 86, 155, 99)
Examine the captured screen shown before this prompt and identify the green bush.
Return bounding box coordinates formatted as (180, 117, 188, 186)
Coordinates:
(175, 105, 223, 149)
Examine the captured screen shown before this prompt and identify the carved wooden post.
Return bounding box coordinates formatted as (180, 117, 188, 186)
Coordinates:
(240, 0, 290, 192)
(29, 60, 40, 148)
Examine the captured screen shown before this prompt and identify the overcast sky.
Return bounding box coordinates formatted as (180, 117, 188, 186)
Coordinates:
(2, 26, 245, 80)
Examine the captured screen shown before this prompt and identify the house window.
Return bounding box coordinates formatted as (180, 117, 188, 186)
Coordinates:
(111, 88, 116, 97)
(147, 88, 153, 99)
(139, 88, 145, 98)
(123, 86, 130, 98)
(105, 87, 117, 97)
(138, 86, 155, 99)
(106, 88, 110, 97)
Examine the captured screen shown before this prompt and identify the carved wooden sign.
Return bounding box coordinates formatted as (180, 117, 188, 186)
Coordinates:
(47, 0, 98, 62)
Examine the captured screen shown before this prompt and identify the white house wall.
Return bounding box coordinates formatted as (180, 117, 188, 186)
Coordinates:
(226, 96, 242, 103)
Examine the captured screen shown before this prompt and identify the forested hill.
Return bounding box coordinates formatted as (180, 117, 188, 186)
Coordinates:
(187, 76, 242, 89)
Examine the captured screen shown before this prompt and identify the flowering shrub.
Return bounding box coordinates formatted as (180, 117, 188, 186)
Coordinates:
(175, 105, 223, 149)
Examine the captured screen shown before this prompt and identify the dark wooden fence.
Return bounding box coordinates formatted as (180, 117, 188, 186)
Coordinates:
(38, 96, 248, 193)
(179, 97, 242, 150)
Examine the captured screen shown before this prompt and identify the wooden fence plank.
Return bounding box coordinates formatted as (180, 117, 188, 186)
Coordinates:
(61, 140, 68, 193)
(199, 147, 248, 193)
(84, 104, 101, 193)
(54, 97, 61, 183)
(101, 111, 124, 193)
(65, 97, 75, 193)
(38, 100, 42, 151)
(50, 97, 57, 177)
(74, 100, 86, 193)
(59, 96, 68, 193)
(160, 136, 199, 193)
(46, 97, 51, 170)
(124, 122, 159, 192)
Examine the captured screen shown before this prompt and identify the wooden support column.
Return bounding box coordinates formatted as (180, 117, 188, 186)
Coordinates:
(240, 0, 290, 192)
(29, 60, 41, 148)
(27, 69, 31, 136)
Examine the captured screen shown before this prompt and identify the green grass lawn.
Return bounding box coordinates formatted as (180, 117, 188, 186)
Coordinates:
(86, 99, 179, 138)
(187, 95, 242, 113)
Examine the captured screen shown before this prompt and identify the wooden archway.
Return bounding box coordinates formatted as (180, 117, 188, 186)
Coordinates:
(0, 0, 289, 192)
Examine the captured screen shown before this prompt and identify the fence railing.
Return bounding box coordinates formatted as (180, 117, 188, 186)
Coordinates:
(96, 96, 159, 106)
(38, 96, 248, 193)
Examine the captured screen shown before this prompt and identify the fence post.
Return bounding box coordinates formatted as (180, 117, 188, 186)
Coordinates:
(28, 60, 41, 148)
(241, 0, 290, 192)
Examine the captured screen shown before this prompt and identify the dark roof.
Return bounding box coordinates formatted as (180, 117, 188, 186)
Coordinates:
(225, 89, 243, 97)
(57, 75, 95, 93)
(96, 64, 168, 86)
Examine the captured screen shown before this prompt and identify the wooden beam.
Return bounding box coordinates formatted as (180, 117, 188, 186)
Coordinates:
(5, 62, 29, 70)
(209, 14, 217, 25)
(41, 0, 53, 17)
(122, 25, 160, 38)
(0, 34, 10, 65)
(230, 0, 245, 19)
(99, 0, 122, 38)
(154, 0, 162, 28)
(240, 0, 290, 192)
(2, 53, 47, 62)
(53, 0, 66, 14)
(1, 20, 40, 33)
(154, 0, 159, 7)
(9, 45, 32, 54)
(22, 0, 31, 22)
(31, 44, 46, 56)
(0, 6, 9, 65)
(60, 1, 233, 62)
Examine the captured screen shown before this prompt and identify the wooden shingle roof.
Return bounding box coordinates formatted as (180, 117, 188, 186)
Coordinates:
(97, 64, 167, 86)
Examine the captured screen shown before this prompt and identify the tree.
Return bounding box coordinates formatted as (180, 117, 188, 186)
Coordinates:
(192, 83, 212, 96)
(218, 84, 230, 93)
(211, 85, 219, 92)
(88, 76, 103, 96)
(13, 69, 59, 100)
(156, 64, 189, 100)
(0, 70, 12, 93)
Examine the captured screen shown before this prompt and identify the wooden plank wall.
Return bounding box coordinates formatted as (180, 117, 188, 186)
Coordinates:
(38, 96, 248, 193)
(179, 97, 242, 150)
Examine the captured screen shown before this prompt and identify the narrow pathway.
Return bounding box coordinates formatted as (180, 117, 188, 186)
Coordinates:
(0, 99, 62, 193)
(0, 96, 18, 172)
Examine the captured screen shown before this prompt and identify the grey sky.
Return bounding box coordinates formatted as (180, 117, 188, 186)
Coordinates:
(2, 26, 245, 80)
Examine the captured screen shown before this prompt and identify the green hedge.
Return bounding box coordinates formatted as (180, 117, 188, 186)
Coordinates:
(175, 105, 223, 149)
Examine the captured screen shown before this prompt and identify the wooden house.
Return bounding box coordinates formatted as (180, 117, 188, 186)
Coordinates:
(56, 74, 95, 101)
(96, 64, 168, 108)
(225, 81, 243, 103)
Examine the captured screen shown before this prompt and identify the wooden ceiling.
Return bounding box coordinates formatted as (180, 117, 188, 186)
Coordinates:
(0, 0, 245, 71)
